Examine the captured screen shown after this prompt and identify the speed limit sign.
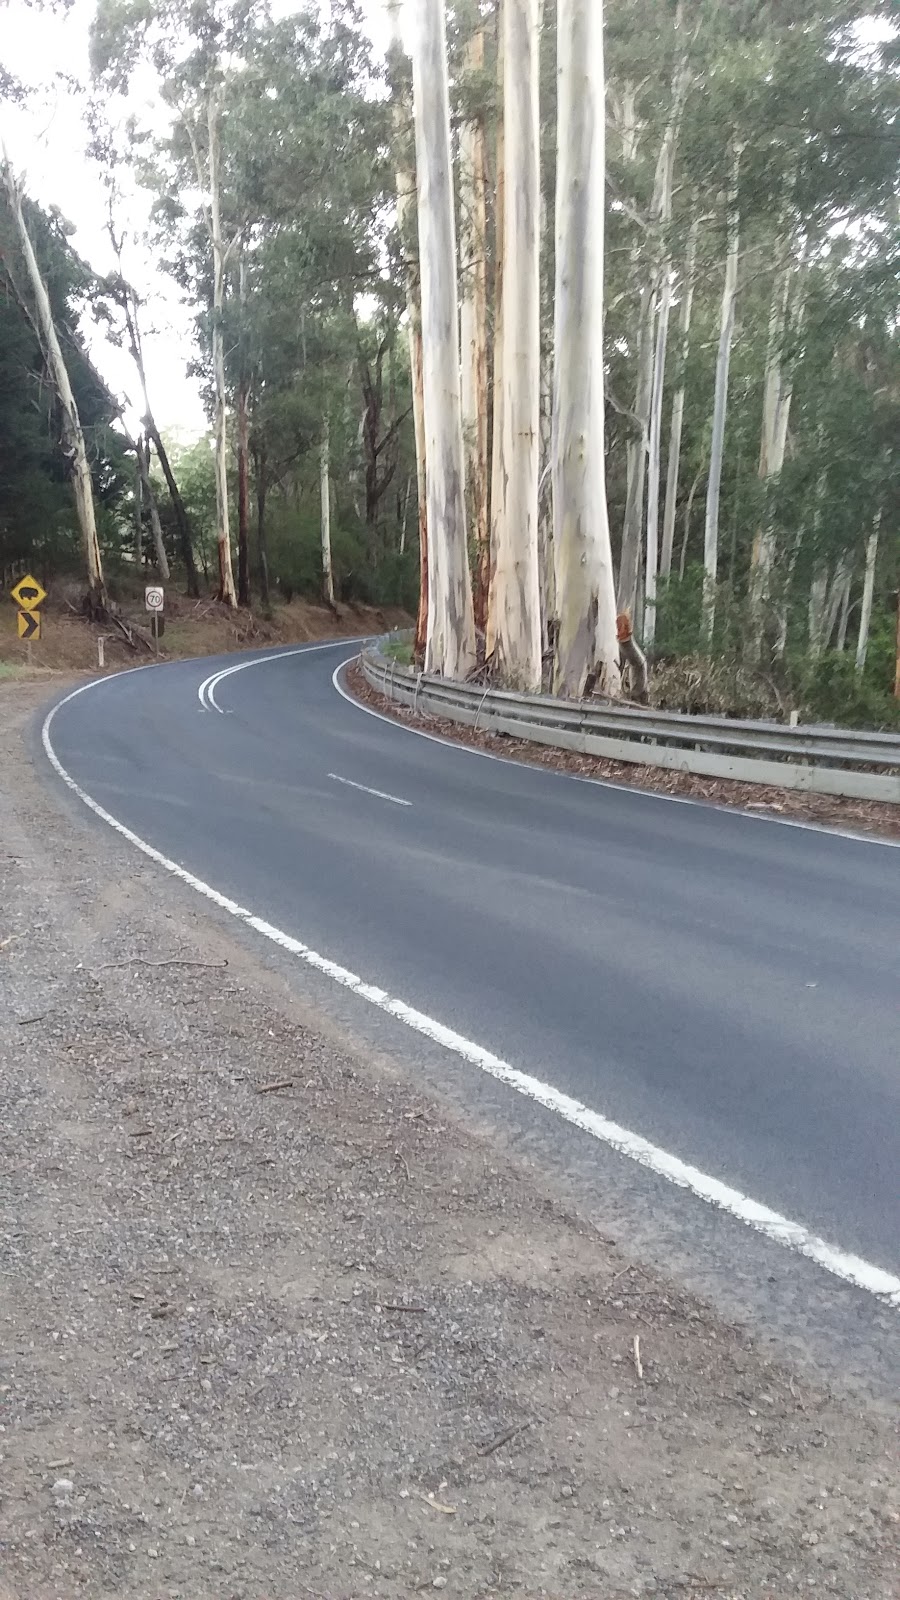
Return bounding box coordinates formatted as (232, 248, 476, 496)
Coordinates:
(145, 585, 164, 613)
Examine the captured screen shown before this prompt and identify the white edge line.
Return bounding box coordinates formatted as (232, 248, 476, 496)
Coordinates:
(328, 772, 412, 807)
(331, 659, 900, 852)
(198, 639, 366, 714)
(42, 666, 900, 1310)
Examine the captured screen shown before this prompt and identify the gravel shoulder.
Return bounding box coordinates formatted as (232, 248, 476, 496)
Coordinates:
(1, 681, 897, 1600)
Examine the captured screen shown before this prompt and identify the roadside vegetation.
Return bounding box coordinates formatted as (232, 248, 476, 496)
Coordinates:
(0, 0, 897, 726)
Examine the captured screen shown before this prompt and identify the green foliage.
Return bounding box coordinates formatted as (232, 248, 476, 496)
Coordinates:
(0, 188, 130, 579)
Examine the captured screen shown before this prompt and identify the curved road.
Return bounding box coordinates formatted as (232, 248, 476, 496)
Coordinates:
(43, 641, 900, 1305)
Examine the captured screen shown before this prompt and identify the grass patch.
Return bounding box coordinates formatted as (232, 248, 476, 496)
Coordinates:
(382, 638, 414, 665)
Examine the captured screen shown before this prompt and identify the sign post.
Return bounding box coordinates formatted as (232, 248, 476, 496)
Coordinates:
(145, 585, 164, 657)
(10, 574, 46, 667)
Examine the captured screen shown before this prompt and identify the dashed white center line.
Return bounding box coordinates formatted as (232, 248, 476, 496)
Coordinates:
(328, 773, 412, 808)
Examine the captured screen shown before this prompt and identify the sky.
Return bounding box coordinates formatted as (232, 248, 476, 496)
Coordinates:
(0, 0, 404, 437)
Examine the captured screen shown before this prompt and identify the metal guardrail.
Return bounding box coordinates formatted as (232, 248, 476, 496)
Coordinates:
(361, 648, 900, 805)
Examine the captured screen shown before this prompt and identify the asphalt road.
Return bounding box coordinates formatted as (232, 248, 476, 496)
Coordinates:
(45, 642, 900, 1286)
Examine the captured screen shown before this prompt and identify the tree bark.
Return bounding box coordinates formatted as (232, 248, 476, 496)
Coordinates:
(617, 284, 654, 619)
(133, 448, 143, 568)
(703, 142, 741, 644)
(235, 253, 251, 607)
(1, 157, 106, 613)
(856, 510, 880, 674)
(485, 0, 542, 690)
(207, 91, 237, 607)
(412, 0, 477, 679)
(320, 417, 335, 608)
(114, 267, 199, 597)
(253, 441, 270, 608)
(459, 23, 490, 636)
(489, 1, 506, 639)
(386, 1, 428, 663)
(236, 379, 251, 607)
(749, 251, 807, 658)
(644, 265, 671, 651)
(619, 39, 690, 626)
(552, 0, 620, 699)
(138, 435, 169, 580)
(147, 422, 199, 596)
(661, 211, 698, 579)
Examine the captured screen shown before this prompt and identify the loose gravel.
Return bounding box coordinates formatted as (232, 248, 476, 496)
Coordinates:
(1, 681, 897, 1599)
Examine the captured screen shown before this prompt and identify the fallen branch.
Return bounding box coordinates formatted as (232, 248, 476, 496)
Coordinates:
(477, 1420, 531, 1458)
(633, 1334, 644, 1381)
(255, 1079, 294, 1095)
(95, 957, 229, 971)
(382, 1303, 427, 1315)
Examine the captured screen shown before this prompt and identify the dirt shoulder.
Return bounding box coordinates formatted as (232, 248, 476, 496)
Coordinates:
(1, 681, 897, 1600)
(347, 663, 900, 841)
(0, 593, 408, 682)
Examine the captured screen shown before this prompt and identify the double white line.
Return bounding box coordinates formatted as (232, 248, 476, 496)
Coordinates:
(197, 641, 361, 714)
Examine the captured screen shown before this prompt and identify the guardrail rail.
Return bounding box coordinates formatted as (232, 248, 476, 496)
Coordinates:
(360, 647, 900, 805)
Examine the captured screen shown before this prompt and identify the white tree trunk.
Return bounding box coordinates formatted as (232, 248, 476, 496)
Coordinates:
(139, 436, 169, 580)
(2, 153, 106, 611)
(485, 0, 542, 690)
(538, 324, 554, 657)
(856, 510, 880, 674)
(552, 0, 620, 698)
(207, 91, 237, 608)
(320, 417, 335, 608)
(644, 262, 672, 650)
(808, 566, 829, 658)
(489, 7, 506, 640)
(661, 212, 698, 579)
(386, 2, 428, 660)
(836, 569, 852, 652)
(617, 283, 655, 618)
(459, 23, 490, 636)
(412, 0, 477, 679)
(702, 143, 741, 643)
(749, 252, 807, 656)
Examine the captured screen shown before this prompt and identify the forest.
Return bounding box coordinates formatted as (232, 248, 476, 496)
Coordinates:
(0, 0, 898, 726)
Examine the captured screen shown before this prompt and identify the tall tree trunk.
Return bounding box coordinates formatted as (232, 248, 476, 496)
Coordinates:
(235, 254, 251, 607)
(489, 1, 506, 637)
(412, 0, 477, 679)
(236, 385, 251, 608)
(617, 283, 654, 618)
(808, 566, 829, 658)
(836, 572, 852, 652)
(208, 91, 237, 608)
(1, 156, 106, 614)
(538, 322, 555, 657)
(856, 510, 880, 674)
(133, 449, 143, 568)
(459, 23, 490, 636)
(703, 142, 741, 644)
(253, 441, 270, 609)
(386, 1, 428, 663)
(138, 435, 169, 580)
(749, 251, 806, 659)
(619, 36, 690, 626)
(115, 272, 199, 597)
(485, 0, 542, 690)
(552, 0, 621, 699)
(320, 418, 335, 609)
(147, 422, 199, 596)
(644, 266, 671, 651)
(661, 211, 698, 579)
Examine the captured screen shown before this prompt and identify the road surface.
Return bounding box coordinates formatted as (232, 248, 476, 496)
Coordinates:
(42, 642, 900, 1317)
